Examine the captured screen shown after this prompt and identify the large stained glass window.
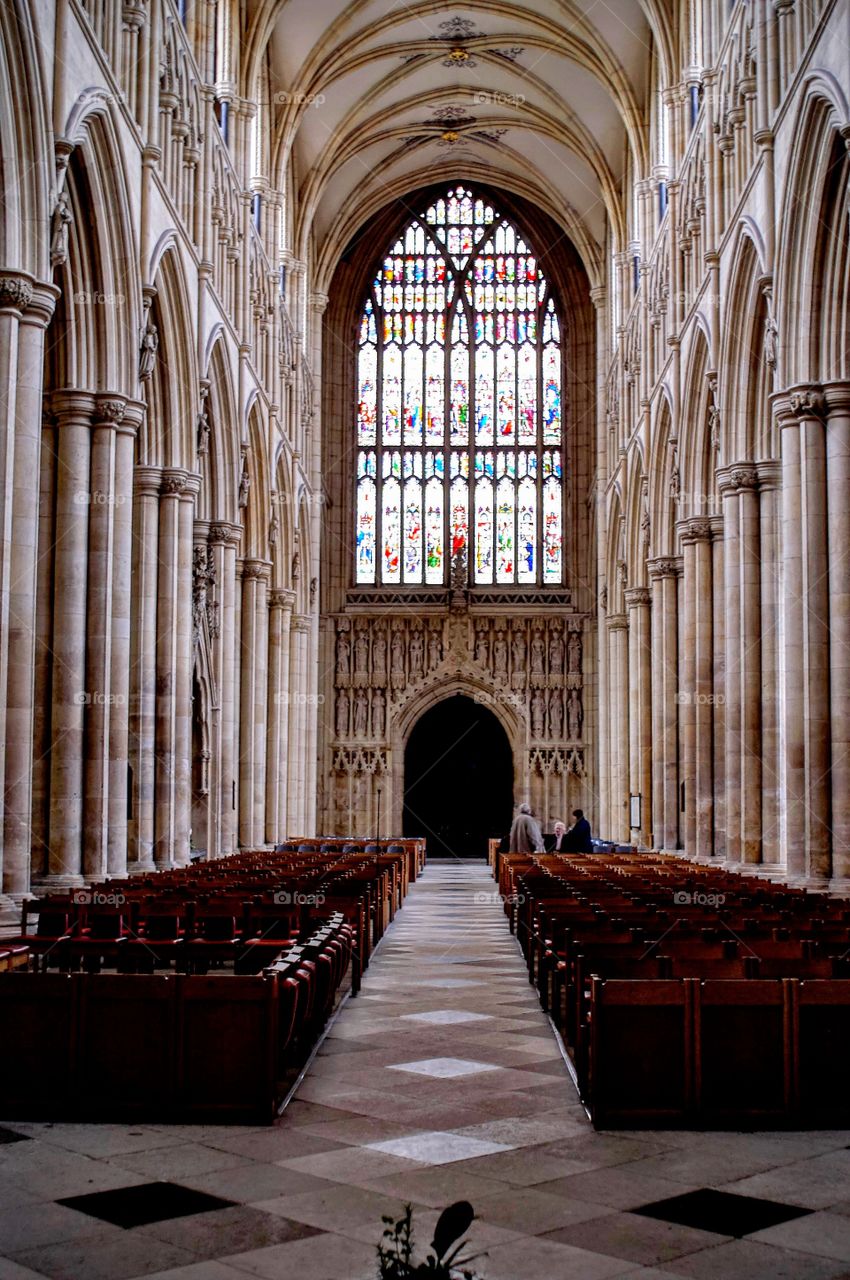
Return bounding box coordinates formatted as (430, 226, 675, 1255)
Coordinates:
(355, 185, 564, 586)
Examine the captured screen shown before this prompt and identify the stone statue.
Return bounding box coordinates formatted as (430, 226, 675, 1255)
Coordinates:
(531, 688, 545, 737)
(268, 508, 279, 545)
(568, 687, 583, 740)
(391, 631, 405, 686)
(409, 629, 424, 676)
(372, 687, 386, 738)
(335, 688, 349, 738)
(197, 407, 211, 457)
(511, 630, 526, 689)
(239, 464, 250, 509)
(549, 689, 564, 738)
(291, 547, 301, 581)
(354, 630, 370, 678)
(50, 190, 72, 268)
(427, 628, 442, 669)
(309, 576, 318, 607)
(335, 632, 350, 682)
(373, 631, 387, 680)
(139, 317, 158, 381)
(475, 629, 489, 666)
(548, 629, 564, 675)
(763, 315, 778, 370)
(668, 439, 680, 501)
(493, 633, 508, 679)
(531, 632, 545, 676)
(353, 689, 368, 738)
(568, 630, 582, 674)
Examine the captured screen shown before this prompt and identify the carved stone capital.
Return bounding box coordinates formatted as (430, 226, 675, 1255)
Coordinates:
(647, 556, 681, 580)
(269, 588, 296, 611)
(161, 469, 188, 497)
(208, 521, 243, 547)
(0, 274, 33, 312)
(822, 381, 850, 416)
(241, 558, 271, 582)
(624, 587, 652, 608)
(133, 465, 162, 498)
(50, 389, 97, 425)
(606, 612, 629, 631)
(94, 396, 126, 425)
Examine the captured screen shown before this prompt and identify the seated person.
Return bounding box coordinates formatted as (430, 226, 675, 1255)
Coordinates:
(544, 820, 569, 852)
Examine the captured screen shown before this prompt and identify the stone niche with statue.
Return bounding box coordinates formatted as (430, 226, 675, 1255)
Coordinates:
(323, 602, 589, 837)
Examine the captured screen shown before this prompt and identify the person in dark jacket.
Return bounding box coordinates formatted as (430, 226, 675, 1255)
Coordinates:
(566, 808, 593, 852)
(508, 803, 544, 853)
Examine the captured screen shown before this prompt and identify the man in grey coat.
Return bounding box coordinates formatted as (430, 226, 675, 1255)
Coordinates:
(508, 802, 544, 853)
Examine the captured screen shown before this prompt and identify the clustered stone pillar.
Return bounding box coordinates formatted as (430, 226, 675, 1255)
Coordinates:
(238, 559, 271, 848)
(824, 384, 850, 881)
(288, 615, 311, 836)
(606, 613, 630, 842)
(625, 587, 652, 846)
(648, 557, 681, 850)
(679, 520, 716, 859)
(128, 466, 162, 873)
(266, 588, 295, 843)
(153, 469, 199, 870)
(208, 523, 241, 858)
(46, 391, 95, 886)
(0, 275, 58, 897)
(778, 388, 831, 882)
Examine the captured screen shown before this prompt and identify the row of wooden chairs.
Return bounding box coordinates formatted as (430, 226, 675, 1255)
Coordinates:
(0, 840, 421, 1121)
(497, 850, 850, 1128)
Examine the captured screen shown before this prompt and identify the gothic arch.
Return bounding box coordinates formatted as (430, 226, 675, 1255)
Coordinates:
(198, 338, 240, 524)
(679, 326, 718, 520)
(648, 393, 676, 557)
(143, 247, 197, 469)
(242, 403, 272, 561)
(721, 231, 772, 463)
(0, 0, 51, 276)
(49, 119, 140, 396)
(777, 81, 850, 385)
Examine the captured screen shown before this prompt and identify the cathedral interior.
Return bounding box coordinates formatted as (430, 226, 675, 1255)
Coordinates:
(0, 0, 850, 1276)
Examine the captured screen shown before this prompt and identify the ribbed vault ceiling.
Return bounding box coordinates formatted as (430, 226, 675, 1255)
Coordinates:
(250, 0, 664, 281)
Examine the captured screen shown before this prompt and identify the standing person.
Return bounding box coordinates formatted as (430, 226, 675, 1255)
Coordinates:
(509, 802, 544, 853)
(551, 820, 568, 851)
(568, 808, 593, 852)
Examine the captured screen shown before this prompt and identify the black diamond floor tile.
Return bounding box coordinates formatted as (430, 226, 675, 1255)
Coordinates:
(0, 1126, 30, 1144)
(634, 1188, 812, 1237)
(57, 1181, 236, 1228)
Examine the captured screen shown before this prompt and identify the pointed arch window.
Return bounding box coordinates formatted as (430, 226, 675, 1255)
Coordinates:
(355, 185, 564, 586)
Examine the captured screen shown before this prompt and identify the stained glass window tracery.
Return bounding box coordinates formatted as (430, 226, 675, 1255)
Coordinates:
(356, 185, 564, 586)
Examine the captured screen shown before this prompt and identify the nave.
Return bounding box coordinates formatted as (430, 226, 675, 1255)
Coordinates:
(2, 861, 850, 1279)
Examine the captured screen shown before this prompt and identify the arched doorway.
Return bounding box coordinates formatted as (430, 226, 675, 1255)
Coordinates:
(403, 694, 513, 859)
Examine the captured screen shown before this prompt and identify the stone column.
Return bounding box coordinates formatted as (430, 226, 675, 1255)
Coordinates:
(266, 588, 295, 843)
(209, 523, 241, 856)
(238, 559, 271, 846)
(1, 277, 57, 896)
(606, 613, 629, 842)
(648, 558, 681, 850)
(128, 466, 161, 873)
(107, 404, 143, 877)
(154, 469, 188, 869)
(174, 476, 200, 866)
(45, 391, 96, 886)
(738, 467, 763, 864)
(824, 383, 850, 881)
(288, 615, 310, 835)
(83, 396, 125, 880)
(625, 588, 652, 846)
(721, 475, 742, 862)
(681, 519, 715, 859)
(710, 517, 726, 858)
(798, 392, 831, 881)
(757, 463, 781, 863)
(777, 395, 806, 877)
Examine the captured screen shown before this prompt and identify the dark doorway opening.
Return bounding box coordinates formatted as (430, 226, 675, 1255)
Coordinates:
(403, 694, 513, 859)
